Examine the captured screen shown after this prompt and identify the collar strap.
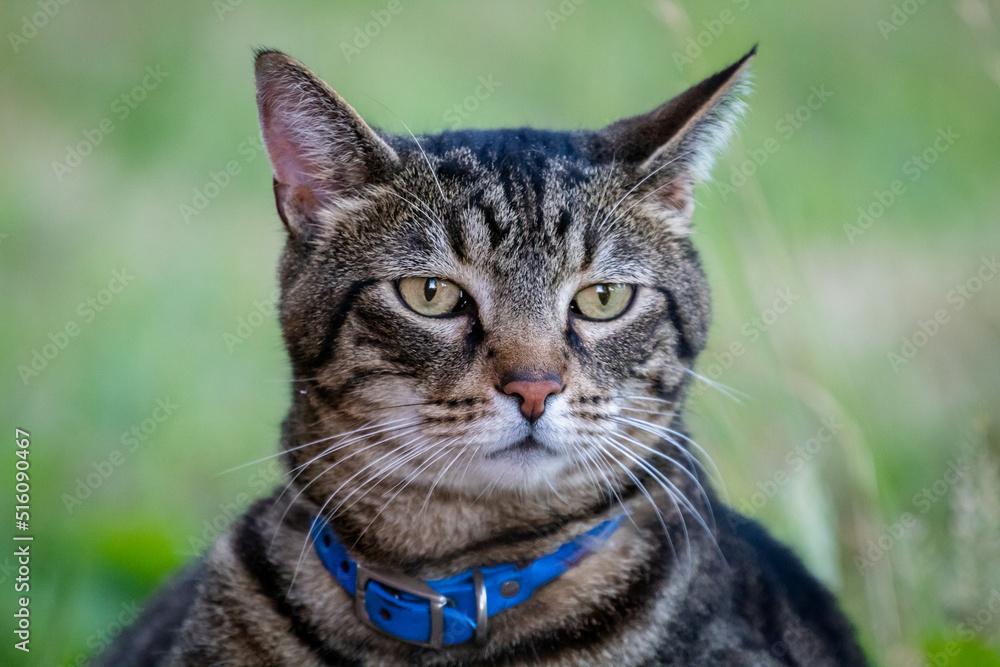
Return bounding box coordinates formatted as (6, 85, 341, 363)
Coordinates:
(310, 514, 624, 648)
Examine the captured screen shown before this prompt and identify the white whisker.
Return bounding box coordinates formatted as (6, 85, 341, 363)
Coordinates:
(287, 434, 434, 590)
(397, 185, 445, 225)
(685, 368, 748, 403)
(352, 439, 459, 547)
(603, 433, 726, 565)
(600, 436, 692, 564)
(592, 439, 678, 562)
(612, 414, 729, 503)
(270, 420, 425, 516)
(217, 417, 414, 475)
(609, 428, 716, 533)
(369, 100, 446, 203)
(419, 443, 470, 513)
(597, 150, 693, 233)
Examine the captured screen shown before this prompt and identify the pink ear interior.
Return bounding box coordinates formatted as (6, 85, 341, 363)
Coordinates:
(256, 72, 337, 213)
(652, 176, 693, 213)
(255, 51, 401, 237)
(263, 119, 316, 189)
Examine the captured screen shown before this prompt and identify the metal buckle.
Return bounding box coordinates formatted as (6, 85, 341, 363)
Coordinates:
(473, 568, 488, 645)
(355, 563, 449, 649)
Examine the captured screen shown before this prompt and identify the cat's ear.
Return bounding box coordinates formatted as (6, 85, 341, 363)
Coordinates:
(254, 50, 398, 238)
(591, 47, 755, 216)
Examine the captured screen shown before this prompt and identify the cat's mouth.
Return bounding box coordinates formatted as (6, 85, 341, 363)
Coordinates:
(485, 435, 554, 459)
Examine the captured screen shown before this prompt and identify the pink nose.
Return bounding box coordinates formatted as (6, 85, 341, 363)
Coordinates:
(502, 379, 563, 423)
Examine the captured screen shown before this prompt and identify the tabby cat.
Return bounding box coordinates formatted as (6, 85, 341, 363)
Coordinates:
(96, 47, 868, 666)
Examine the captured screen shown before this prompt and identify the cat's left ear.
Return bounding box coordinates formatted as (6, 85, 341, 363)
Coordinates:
(590, 46, 755, 215)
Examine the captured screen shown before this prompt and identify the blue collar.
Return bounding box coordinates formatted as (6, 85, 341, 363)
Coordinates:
(310, 514, 624, 648)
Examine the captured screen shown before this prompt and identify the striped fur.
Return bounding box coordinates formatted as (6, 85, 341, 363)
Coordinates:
(96, 48, 868, 666)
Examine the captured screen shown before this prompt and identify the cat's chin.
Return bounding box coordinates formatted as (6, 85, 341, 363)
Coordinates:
(484, 435, 554, 460)
(443, 438, 586, 494)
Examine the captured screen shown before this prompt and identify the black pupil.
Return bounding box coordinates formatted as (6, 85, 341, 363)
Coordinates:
(424, 278, 438, 303)
(597, 284, 611, 306)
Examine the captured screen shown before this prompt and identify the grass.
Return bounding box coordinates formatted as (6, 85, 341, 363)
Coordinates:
(1, 0, 999, 664)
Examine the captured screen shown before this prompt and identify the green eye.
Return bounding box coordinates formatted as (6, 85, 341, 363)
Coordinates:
(397, 277, 468, 317)
(571, 283, 635, 321)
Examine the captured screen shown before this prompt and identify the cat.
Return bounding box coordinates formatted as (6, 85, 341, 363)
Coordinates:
(95, 46, 868, 666)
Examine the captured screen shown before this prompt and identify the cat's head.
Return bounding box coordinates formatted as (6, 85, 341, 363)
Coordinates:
(254, 48, 752, 503)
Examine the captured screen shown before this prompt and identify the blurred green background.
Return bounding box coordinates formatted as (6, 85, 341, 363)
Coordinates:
(2, 1, 999, 664)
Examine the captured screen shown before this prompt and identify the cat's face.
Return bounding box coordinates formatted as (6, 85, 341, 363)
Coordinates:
(255, 50, 751, 503)
(280, 139, 707, 491)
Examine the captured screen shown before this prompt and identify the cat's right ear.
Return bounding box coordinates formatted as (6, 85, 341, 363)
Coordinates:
(254, 50, 398, 239)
